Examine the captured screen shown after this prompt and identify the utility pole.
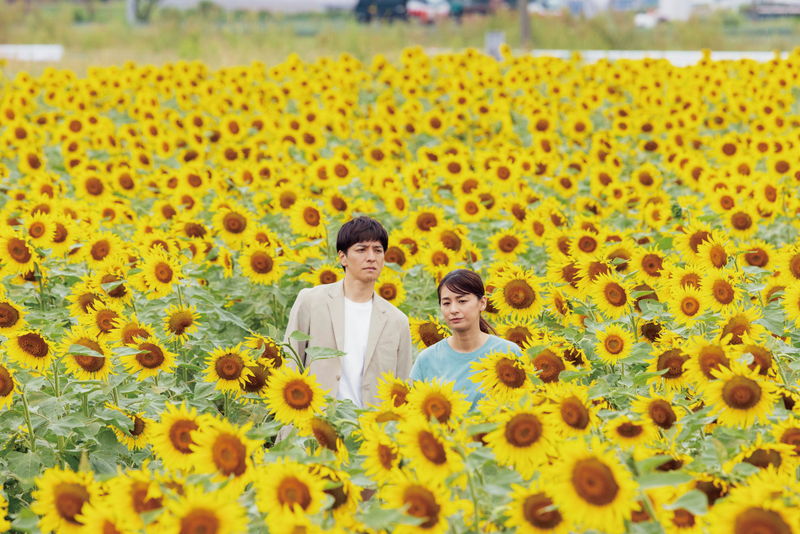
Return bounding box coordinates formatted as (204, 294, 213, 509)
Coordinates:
(519, 0, 531, 49)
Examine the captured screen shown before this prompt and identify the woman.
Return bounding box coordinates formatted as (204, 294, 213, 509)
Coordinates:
(409, 269, 523, 404)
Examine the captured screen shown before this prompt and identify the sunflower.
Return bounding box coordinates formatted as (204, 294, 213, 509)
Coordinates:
(204, 344, 255, 393)
(31, 467, 101, 534)
(212, 202, 253, 248)
(80, 300, 123, 339)
(0, 228, 36, 275)
(724, 436, 795, 475)
(603, 415, 659, 449)
(71, 498, 134, 534)
(357, 424, 402, 484)
(309, 464, 361, 526)
(380, 476, 459, 534)
(489, 228, 529, 261)
(66, 280, 104, 318)
(163, 304, 200, 342)
(668, 285, 706, 325)
(647, 342, 690, 392)
(375, 270, 407, 308)
(160, 485, 248, 534)
(683, 335, 731, 386)
(489, 268, 545, 321)
(772, 416, 800, 458)
(738, 239, 776, 271)
(132, 247, 183, 299)
(298, 262, 342, 286)
(150, 403, 213, 471)
(397, 418, 464, 482)
(245, 333, 284, 368)
(7, 329, 52, 371)
(289, 199, 326, 239)
(695, 236, 731, 272)
(191, 418, 257, 487)
(253, 460, 327, 519)
(775, 246, 800, 286)
(121, 337, 177, 380)
(700, 270, 741, 313)
(108, 406, 153, 451)
(239, 244, 284, 285)
(708, 491, 800, 534)
(485, 405, 553, 479)
(81, 232, 125, 266)
(631, 246, 666, 284)
(61, 326, 113, 381)
(594, 323, 635, 364)
(300, 416, 349, 464)
(265, 366, 328, 426)
(376, 373, 411, 409)
(409, 316, 449, 349)
(470, 351, 535, 402)
(590, 273, 632, 320)
(505, 481, 570, 534)
(547, 438, 638, 534)
(782, 283, 800, 327)
(104, 468, 164, 529)
(704, 362, 778, 428)
(405, 380, 470, 426)
(545, 383, 598, 437)
(0, 363, 16, 409)
(631, 391, 683, 432)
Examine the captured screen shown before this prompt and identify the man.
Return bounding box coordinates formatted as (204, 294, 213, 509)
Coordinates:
(284, 216, 413, 408)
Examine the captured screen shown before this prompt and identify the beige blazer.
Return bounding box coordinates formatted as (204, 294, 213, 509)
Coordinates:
(283, 280, 413, 408)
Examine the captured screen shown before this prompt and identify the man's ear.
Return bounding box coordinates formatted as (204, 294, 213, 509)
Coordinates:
(338, 249, 347, 268)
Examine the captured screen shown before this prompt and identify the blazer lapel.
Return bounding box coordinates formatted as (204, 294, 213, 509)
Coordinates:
(363, 299, 388, 373)
(327, 281, 345, 351)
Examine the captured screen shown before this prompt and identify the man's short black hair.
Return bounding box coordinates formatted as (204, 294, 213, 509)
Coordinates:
(336, 216, 389, 254)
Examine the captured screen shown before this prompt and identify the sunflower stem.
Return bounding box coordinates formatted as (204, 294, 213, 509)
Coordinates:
(51, 359, 60, 397)
(176, 283, 185, 309)
(82, 391, 89, 418)
(640, 491, 665, 533)
(629, 307, 638, 342)
(111, 384, 120, 407)
(465, 466, 481, 534)
(34, 262, 47, 311)
(21, 388, 36, 454)
(224, 392, 230, 418)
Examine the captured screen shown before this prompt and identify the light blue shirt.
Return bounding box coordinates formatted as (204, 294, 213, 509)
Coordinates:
(409, 335, 524, 405)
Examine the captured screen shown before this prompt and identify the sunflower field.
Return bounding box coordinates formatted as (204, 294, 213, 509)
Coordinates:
(0, 45, 800, 533)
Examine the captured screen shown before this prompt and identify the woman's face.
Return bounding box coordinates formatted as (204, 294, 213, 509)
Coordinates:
(439, 285, 486, 333)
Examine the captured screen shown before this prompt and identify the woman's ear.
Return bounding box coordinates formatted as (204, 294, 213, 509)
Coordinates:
(479, 295, 487, 311)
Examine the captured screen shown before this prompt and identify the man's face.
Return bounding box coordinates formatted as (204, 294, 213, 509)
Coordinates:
(339, 240, 385, 284)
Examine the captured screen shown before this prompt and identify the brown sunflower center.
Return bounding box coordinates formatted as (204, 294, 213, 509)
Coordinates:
(688, 230, 711, 253)
(779, 428, 800, 455)
(418, 430, 447, 464)
(656, 349, 688, 380)
(648, 400, 677, 429)
(72, 338, 106, 373)
(90, 239, 110, 261)
(744, 448, 782, 469)
(168, 311, 194, 337)
(222, 212, 247, 234)
(532, 349, 565, 383)
(616, 422, 643, 438)
(242, 365, 268, 393)
(571, 458, 620, 506)
(54, 482, 90, 525)
(560, 397, 590, 430)
(7, 237, 32, 263)
(131, 481, 162, 514)
(168, 419, 198, 454)
(101, 274, 126, 298)
(284, 379, 314, 410)
(604, 334, 624, 354)
(722, 376, 762, 409)
(379, 283, 397, 300)
(154, 262, 173, 283)
(421, 392, 452, 423)
(603, 282, 627, 307)
(0, 365, 14, 397)
(495, 358, 527, 388)
(0, 302, 21, 329)
(310, 418, 339, 452)
(403, 485, 441, 529)
(277, 477, 312, 510)
(377, 443, 397, 470)
(95, 309, 119, 333)
(215, 354, 244, 381)
(249, 252, 273, 274)
(390, 383, 409, 407)
(505, 413, 542, 447)
(744, 248, 768, 267)
(303, 207, 321, 226)
(522, 493, 563, 529)
(136, 342, 165, 369)
(733, 507, 791, 534)
(681, 296, 700, 316)
(29, 221, 46, 238)
(440, 231, 462, 251)
(416, 212, 438, 231)
(181, 508, 219, 534)
(211, 433, 247, 476)
(698, 346, 729, 379)
(578, 235, 597, 253)
(731, 211, 752, 230)
(18, 332, 49, 358)
(418, 322, 445, 347)
(712, 279, 735, 305)
(503, 279, 536, 310)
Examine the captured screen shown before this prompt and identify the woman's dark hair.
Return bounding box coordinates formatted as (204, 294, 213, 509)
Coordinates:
(336, 216, 389, 254)
(437, 269, 496, 334)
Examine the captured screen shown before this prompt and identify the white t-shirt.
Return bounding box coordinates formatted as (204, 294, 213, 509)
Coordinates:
(337, 297, 372, 407)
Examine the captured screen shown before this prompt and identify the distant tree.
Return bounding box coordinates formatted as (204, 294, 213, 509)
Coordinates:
(126, 0, 159, 24)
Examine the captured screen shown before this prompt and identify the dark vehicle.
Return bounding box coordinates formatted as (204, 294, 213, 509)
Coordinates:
(449, 0, 492, 17)
(355, 0, 409, 22)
